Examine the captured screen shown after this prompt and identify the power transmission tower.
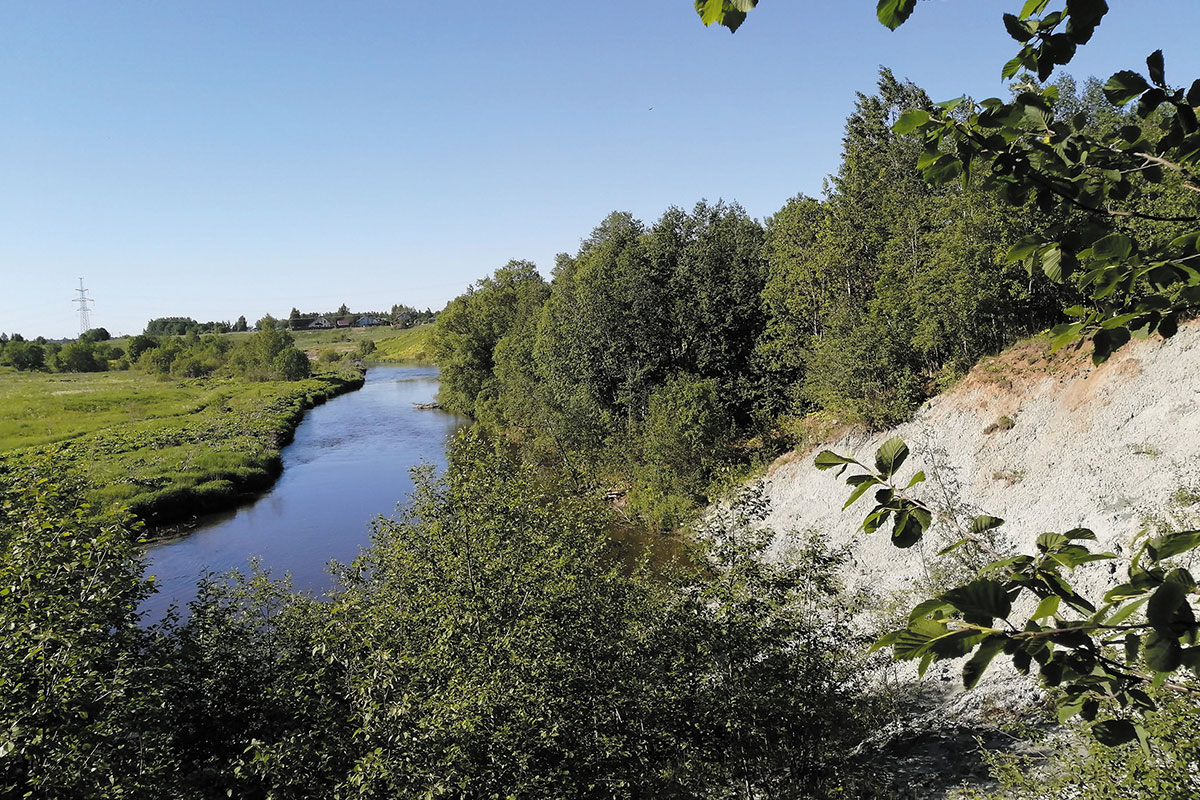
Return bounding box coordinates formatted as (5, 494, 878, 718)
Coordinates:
(73, 278, 94, 336)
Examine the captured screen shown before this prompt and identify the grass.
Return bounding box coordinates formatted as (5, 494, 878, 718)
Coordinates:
(0, 368, 364, 531)
(372, 324, 436, 363)
(289, 323, 436, 364)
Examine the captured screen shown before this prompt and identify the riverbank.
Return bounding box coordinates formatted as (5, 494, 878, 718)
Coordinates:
(0, 368, 364, 534)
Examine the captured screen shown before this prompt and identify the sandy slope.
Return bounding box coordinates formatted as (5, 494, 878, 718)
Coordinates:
(758, 324, 1200, 796)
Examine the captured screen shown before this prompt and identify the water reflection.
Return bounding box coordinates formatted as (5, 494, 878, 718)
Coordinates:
(142, 366, 465, 619)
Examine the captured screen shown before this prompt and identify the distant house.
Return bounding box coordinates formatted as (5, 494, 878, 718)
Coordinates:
(335, 318, 352, 328)
(309, 316, 333, 329)
(357, 316, 383, 327)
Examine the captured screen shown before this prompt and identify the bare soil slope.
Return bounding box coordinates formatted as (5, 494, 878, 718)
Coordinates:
(760, 324, 1200, 797)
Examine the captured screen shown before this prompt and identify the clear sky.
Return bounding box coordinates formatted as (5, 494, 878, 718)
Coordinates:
(2, 1, 1196, 339)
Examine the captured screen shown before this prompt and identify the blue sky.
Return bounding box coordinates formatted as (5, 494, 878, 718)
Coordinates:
(2, 1, 1196, 339)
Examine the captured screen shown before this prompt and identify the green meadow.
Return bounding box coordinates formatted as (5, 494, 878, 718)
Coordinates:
(290, 323, 436, 363)
(0, 368, 363, 531)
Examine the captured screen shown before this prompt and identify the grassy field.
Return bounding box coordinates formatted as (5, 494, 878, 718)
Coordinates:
(290, 323, 436, 363)
(0, 368, 363, 532)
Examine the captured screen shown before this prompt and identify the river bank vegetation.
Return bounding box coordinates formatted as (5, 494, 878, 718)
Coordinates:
(2, 432, 892, 798)
(4, 1, 1200, 797)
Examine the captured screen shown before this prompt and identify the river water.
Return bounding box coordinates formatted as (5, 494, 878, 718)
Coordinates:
(142, 366, 465, 619)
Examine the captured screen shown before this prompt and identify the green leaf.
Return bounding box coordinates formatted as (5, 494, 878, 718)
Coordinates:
(874, 437, 909, 477)
(1105, 596, 1148, 627)
(1146, 530, 1200, 561)
(893, 616, 950, 659)
(1032, 595, 1061, 621)
(1092, 326, 1132, 364)
(904, 470, 927, 490)
(814, 450, 855, 471)
(1005, 236, 1043, 263)
(891, 510, 925, 548)
(862, 507, 890, 534)
(963, 635, 1008, 689)
(1104, 70, 1150, 106)
(1037, 532, 1068, 553)
(843, 476, 881, 510)
(1090, 233, 1134, 261)
(869, 629, 902, 654)
(1041, 571, 1097, 614)
(1091, 719, 1138, 747)
(1147, 50, 1165, 87)
(876, 0, 917, 30)
(1041, 246, 1076, 282)
(695, 0, 725, 26)
(942, 579, 1012, 626)
(1143, 630, 1183, 672)
(1147, 581, 1189, 633)
(893, 109, 930, 134)
(695, 0, 753, 32)
(922, 154, 963, 184)
(1003, 13, 1035, 42)
(1169, 230, 1200, 255)
(1019, 0, 1051, 20)
(1001, 55, 1027, 81)
(971, 515, 1005, 534)
(937, 537, 971, 557)
(907, 597, 953, 623)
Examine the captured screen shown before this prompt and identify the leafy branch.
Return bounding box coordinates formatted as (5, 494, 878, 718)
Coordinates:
(817, 437, 1200, 749)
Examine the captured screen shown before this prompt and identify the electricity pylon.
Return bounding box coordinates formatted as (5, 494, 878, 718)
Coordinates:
(73, 278, 94, 336)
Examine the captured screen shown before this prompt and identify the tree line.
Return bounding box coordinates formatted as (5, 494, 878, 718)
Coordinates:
(0, 326, 312, 382)
(433, 69, 1197, 525)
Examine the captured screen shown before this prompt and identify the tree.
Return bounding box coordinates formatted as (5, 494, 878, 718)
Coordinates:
(700, 0, 1200, 750)
(1, 340, 45, 371)
(79, 327, 110, 343)
(431, 260, 548, 417)
(233, 315, 248, 332)
(273, 348, 311, 381)
(52, 341, 102, 373)
(0, 466, 167, 797)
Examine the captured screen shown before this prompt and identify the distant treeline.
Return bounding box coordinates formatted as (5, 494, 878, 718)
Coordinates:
(144, 316, 247, 336)
(433, 71, 1198, 526)
(0, 330, 127, 374)
(283, 303, 437, 329)
(0, 326, 312, 382)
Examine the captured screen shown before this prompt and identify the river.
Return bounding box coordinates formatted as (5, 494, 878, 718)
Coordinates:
(142, 366, 465, 619)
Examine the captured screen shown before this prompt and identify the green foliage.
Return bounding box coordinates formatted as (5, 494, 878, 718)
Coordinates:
(145, 316, 230, 336)
(0, 339, 46, 371)
(819, 437, 1200, 747)
(0, 464, 168, 797)
(79, 327, 111, 342)
(979, 687, 1200, 799)
(135, 327, 314, 383)
(150, 431, 884, 797)
(637, 374, 732, 518)
(888, 5, 1199, 364)
(432, 260, 549, 417)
